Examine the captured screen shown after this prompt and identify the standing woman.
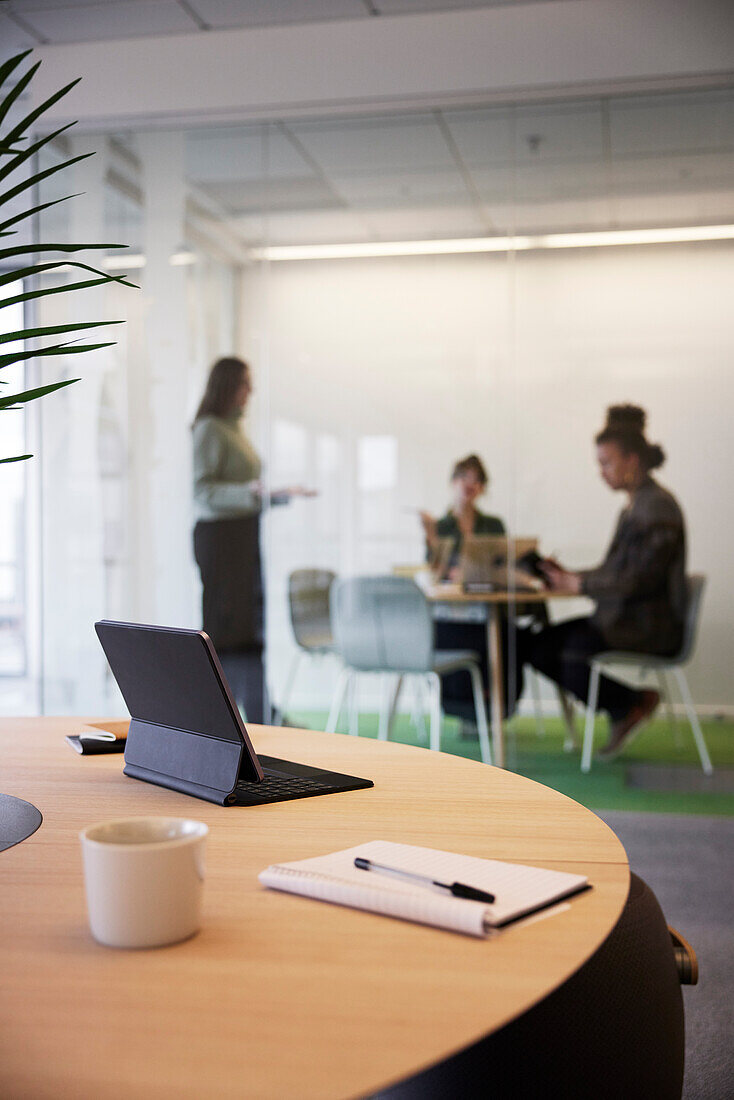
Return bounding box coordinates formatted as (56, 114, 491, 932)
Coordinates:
(529, 404, 686, 758)
(192, 357, 308, 723)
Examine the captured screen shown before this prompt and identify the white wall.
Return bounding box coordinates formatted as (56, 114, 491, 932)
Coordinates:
(240, 241, 734, 712)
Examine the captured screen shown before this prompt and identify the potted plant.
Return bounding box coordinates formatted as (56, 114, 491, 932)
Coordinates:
(0, 48, 133, 463)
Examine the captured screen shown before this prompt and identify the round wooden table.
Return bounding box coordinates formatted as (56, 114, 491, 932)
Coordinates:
(0, 718, 629, 1099)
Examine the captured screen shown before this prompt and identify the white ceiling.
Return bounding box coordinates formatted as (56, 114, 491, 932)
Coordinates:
(171, 92, 734, 246)
(10, 0, 732, 249)
(43, 88, 725, 260)
(33, 89, 734, 250)
(1, 0, 561, 48)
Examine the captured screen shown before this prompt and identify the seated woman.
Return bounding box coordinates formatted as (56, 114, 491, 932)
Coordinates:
(421, 453, 505, 574)
(421, 455, 521, 720)
(528, 404, 685, 758)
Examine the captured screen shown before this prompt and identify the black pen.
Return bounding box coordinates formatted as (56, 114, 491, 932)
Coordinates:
(354, 857, 495, 904)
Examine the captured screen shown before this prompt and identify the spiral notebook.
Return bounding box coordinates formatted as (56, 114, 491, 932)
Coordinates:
(259, 840, 590, 938)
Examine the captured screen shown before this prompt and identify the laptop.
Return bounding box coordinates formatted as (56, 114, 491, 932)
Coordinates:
(429, 536, 457, 582)
(460, 536, 541, 593)
(95, 620, 373, 806)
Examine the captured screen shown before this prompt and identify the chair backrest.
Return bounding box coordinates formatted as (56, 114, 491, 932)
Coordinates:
(288, 569, 336, 651)
(677, 574, 706, 664)
(330, 576, 433, 673)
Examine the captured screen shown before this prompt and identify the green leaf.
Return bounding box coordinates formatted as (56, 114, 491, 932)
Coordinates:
(0, 320, 121, 345)
(0, 59, 41, 132)
(0, 272, 137, 311)
(0, 149, 94, 210)
(0, 55, 135, 467)
(0, 342, 115, 369)
(0, 193, 80, 236)
(0, 259, 127, 288)
(0, 378, 79, 409)
(0, 242, 128, 261)
(0, 51, 33, 96)
(0, 120, 76, 188)
(4, 75, 82, 146)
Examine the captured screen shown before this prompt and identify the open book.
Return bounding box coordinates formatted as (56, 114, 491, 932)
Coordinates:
(259, 840, 590, 938)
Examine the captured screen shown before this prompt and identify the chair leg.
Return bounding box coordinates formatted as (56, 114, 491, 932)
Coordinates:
(412, 677, 428, 742)
(656, 669, 681, 747)
(348, 673, 359, 737)
(558, 688, 579, 751)
(529, 669, 546, 737)
(467, 663, 492, 766)
(326, 667, 350, 733)
(386, 675, 403, 741)
(279, 650, 303, 723)
(672, 667, 713, 776)
(427, 671, 442, 753)
(378, 674, 402, 741)
(582, 663, 601, 773)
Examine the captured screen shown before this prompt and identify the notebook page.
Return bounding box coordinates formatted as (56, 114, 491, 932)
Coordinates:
(259, 861, 488, 936)
(357, 841, 588, 926)
(259, 840, 589, 936)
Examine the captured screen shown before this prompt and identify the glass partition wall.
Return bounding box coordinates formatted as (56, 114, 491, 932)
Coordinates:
(22, 86, 734, 733)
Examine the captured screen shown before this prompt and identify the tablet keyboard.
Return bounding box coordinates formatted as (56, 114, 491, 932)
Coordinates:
(232, 774, 335, 804)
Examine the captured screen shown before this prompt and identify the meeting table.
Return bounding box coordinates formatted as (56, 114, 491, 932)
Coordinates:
(1, 716, 629, 1099)
(425, 582, 579, 767)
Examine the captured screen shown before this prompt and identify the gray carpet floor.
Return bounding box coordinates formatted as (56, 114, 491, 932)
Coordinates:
(598, 812, 734, 1100)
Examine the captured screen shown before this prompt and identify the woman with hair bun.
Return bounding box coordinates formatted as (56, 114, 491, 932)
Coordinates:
(528, 404, 686, 758)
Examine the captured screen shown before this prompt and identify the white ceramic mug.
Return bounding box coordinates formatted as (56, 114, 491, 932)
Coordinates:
(80, 816, 208, 948)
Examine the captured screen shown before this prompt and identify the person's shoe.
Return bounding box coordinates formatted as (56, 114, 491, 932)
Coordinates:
(598, 689, 660, 760)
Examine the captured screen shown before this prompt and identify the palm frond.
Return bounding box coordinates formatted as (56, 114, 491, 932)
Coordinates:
(0, 378, 79, 409)
(0, 120, 76, 187)
(0, 59, 41, 131)
(0, 192, 80, 236)
(0, 341, 116, 370)
(0, 320, 121, 345)
(0, 49, 134, 464)
(0, 242, 128, 261)
(0, 50, 33, 95)
(4, 74, 81, 146)
(0, 260, 137, 289)
(0, 149, 95, 210)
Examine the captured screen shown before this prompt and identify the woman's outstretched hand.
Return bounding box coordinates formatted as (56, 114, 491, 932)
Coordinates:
(271, 485, 318, 500)
(539, 558, 582, 595)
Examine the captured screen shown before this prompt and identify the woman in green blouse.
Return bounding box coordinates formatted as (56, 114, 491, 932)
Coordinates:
(420, 453, 505, 578)
(192, 357, 311, 723)
(420, 455, 517, 721)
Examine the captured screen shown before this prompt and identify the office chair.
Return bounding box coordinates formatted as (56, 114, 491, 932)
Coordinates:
(326, 576, 492, 764)
(278, 568, 337, 723)
(377, 873, 694, 1100)
(582, 575, 713, 773)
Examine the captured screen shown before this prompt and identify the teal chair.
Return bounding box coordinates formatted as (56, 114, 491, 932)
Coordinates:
(326, 576, 491, 764)
(278, 568, 337, 722)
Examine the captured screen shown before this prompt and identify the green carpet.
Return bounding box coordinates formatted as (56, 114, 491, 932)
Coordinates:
(286, 710, 734, 817)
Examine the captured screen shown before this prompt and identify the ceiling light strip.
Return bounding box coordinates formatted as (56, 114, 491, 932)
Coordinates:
(250, 224, 734, 262)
